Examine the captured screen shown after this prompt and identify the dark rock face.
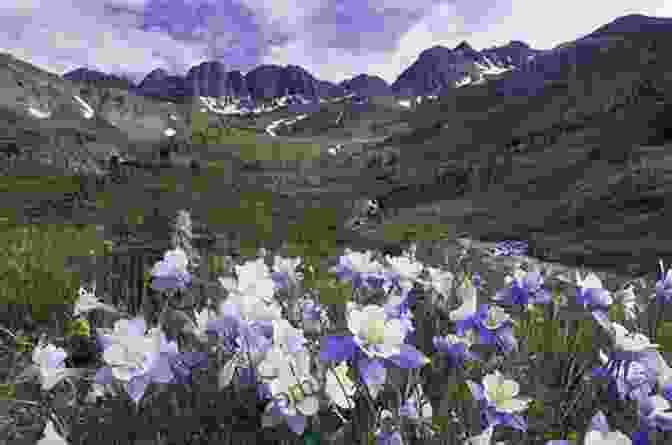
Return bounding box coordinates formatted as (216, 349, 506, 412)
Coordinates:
(316, 80, 348, 98)
(136, 69, 190, 99)
(244, 64, 319, 101)
(185, 61, 248, 98)
(390, 41, 529, 97)
(62, 68, 136, 90)
(340, 74, 392, 97)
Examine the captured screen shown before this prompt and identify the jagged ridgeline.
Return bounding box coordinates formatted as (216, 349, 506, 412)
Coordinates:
(0, 222, 109, 333)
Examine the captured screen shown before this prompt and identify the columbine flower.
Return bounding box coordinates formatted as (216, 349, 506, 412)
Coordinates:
(575, 271, 613, 310)
(302, 298, 324, 335)
(319, 304, 428, 392)
(260, 347, 321, 435)
(270, 255, 302, 291)
(592, 323, 659, 402)
(330, 249, 387, 290)
(95, 319, 179, 403)
(325, 361, 357, 409)
(494, 266, 551, 307)
(493, 240, 528, 257)
(421, 266, 454, 298)
(655, 259, 672, 304)
(449, 274, 479, 322)
(637, 394, 672, 432)
(73, 286, 119, 316)
(31, 340, 81, 391)
(384, 289, 416, 341)
(432, 333, 480, 370)
(384, 254, 423, 290)
(471, 305, 518, 355)
(399, 383, 432, 421)
(218, 266, 283, 323)
(467, 371, 530, 431)
(583, 411, 632, 445)
(150, 247, 191, 291)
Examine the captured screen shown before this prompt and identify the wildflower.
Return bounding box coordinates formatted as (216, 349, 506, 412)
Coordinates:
(95, 319, 179, 403)
(31, 340, 79, 391)
(583, 411, 632, 445)
(150, 247, 191, 291)
(575, 271, 613, 311)
(493, 240, 528, 257)
(325, 361, 357, 409)
(494, 266, 551, 307)
(637, 394, 672, 432)
(655, 259, 672, 304)
(467, 371, 531, 431)
(432, 333, 480, 370)
(319, 304, 428, 392)
(270, 255, 302, 291)
(260, 347, 321, 435)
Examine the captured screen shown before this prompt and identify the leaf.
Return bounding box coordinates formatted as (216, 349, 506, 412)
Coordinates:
(0, 383, 16, 400)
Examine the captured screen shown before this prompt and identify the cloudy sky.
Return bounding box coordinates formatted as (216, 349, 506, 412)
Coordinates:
(1, 0, 670, 85)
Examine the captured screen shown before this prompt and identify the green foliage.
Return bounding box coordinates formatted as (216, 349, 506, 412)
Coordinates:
(0, 224, 107, 324)
(607, 302, 627, 325)
(431, 414, 451, 434)
(311, 272, 353, 306)
(14, 335, 33, 353)
(303, 431, 321, 445)
(285, 207, 340, 263)
(188, 114, 320, 161)
(445, 380, 472, 402)
(656, 321, 672, 352)
(517, 305, 595, 354)
(64, 318, 91, 338)
(0, 175, 82, 194)
(0, 383, 16, 400)
(380, 222, 453, 244)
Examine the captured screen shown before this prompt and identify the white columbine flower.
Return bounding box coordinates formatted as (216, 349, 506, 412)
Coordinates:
(449, 276, 478, 322)
(422, 266, 455, 297)
(348, 305, 405, 359)
(264, 347, 321, 430)
(74, 286, 120, 317)
(611, 323, 659, 353)
(385, 254, 423, 288)
(481, 371, 530, 413)
(219, 261, 282, 322)
(101, 319, 158, 381)
(325, 361, 357, 409)
(584, 429, 631, 445)
(482, 306, 512, 330)
(31, 341, 72, 391)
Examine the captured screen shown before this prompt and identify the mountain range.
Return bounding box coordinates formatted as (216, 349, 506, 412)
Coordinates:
(62, 38, 540, 104)
(0, 13, 672, 283)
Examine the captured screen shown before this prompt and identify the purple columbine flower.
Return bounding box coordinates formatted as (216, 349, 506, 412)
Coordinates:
(150, 248, 191, 291)
(95, 321, 180, 403)
(494, 269, 551, 307)
(493, 240, 528, 257)
(637, 394, 672, 433)
(655, 261, 672, 305)
(432, 334, 481, 370)
(319, 304, 428, 390)
(592, 359, 656, 404)
(454, 304, 518, 356)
